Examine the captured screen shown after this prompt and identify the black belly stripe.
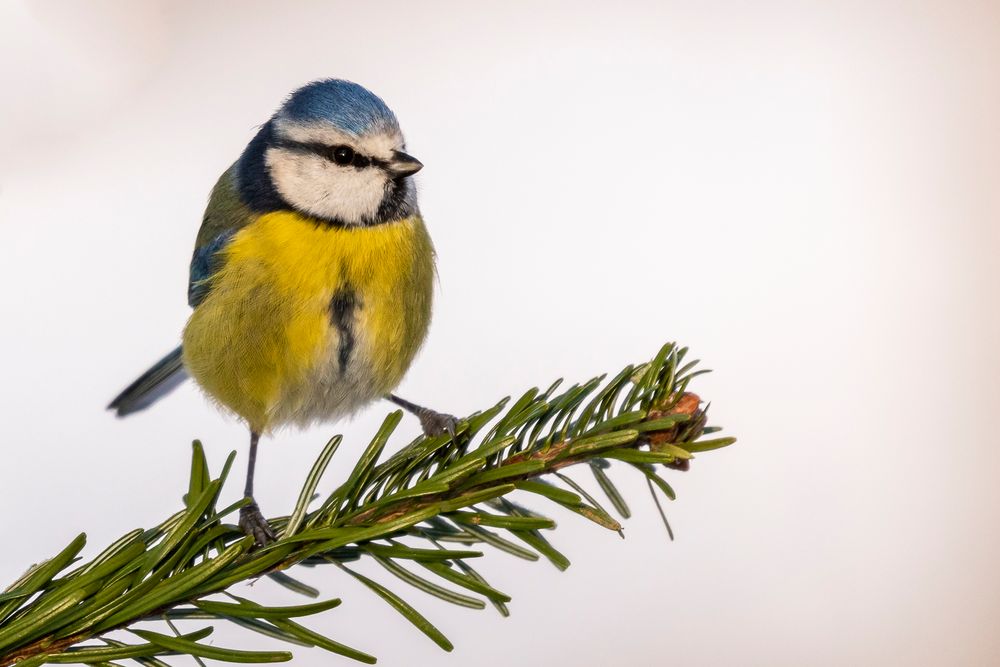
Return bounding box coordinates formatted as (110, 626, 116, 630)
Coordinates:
(329, 286, 359, 375)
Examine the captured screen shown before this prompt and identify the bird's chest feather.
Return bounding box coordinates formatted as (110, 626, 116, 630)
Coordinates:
(184, 211, 434, 429)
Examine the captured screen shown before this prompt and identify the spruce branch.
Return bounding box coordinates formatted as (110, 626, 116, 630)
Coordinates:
(0, 343, 736, 665)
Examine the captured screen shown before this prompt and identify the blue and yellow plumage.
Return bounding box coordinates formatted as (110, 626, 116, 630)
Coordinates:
(109, 79, 451, 543)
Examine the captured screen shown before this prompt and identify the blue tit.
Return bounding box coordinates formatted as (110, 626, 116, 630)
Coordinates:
(108, 79, 454, 544)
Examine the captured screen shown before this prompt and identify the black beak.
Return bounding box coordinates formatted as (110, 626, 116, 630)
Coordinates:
(387, 150, 423, 177)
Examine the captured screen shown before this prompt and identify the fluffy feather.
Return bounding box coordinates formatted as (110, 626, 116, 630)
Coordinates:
(181, 210, 435, 433)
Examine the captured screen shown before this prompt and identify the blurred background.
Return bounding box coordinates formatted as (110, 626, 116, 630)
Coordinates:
(1, 1, 998, 664)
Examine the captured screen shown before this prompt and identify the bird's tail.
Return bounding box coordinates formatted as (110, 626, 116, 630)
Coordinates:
(108, 346, 189, 417)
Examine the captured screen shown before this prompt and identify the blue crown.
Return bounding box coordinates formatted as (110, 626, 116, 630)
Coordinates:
(277, 79, 398, 136)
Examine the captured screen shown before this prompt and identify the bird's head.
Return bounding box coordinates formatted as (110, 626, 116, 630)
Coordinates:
(237, 79, 422, 226)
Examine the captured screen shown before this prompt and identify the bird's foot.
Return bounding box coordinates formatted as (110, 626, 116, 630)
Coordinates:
(239, 500, 277, 547)
(418, 409, 459, 441)
(386, 394, 460, 441)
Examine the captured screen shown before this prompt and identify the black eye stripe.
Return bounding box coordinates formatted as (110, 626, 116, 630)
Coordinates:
(351, 152, 371, 168)
(274, 139, 388, 170)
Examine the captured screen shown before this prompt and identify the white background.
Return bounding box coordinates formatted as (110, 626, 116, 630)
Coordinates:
(1, 1, 998, 665)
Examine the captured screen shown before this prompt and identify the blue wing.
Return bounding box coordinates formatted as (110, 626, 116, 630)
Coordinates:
(188, 229, 237, 307)
(187, 165, 254, 307)
(109, 165, 252, 417)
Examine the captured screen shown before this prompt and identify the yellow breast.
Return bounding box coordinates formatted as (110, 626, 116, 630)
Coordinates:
(182, 211, 435, 432)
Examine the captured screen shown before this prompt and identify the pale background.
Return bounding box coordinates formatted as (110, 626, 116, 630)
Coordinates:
(1, 1, 998, 665)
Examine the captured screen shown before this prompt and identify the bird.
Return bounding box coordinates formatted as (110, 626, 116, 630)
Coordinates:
(108, 79, 455, 545)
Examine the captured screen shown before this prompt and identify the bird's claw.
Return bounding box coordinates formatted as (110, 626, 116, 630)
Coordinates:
(239, 500, 277, 547)
(419, 410, 459, 441)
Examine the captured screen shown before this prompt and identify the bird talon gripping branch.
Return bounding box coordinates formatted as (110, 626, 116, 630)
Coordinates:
(419, 411, 459, 440)
(386, 393, 459, 440)
(239, 501, 277, 547)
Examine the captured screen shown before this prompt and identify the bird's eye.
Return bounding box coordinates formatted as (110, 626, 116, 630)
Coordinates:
(332, 146, 355, 165)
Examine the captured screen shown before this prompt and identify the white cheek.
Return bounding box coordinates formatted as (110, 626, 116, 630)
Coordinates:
(265, 149, 387, 225)
(322, 169, 389, 224)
